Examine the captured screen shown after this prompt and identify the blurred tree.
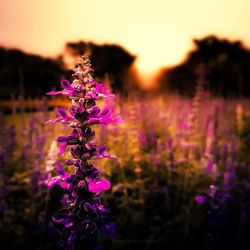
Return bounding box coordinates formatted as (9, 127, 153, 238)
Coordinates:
(0, 48, 63, 100)
(159, 35, 250, 97)
(0, 42, 137, 100)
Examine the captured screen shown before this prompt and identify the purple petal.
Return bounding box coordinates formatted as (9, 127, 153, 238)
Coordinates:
(65, 222, 74, 228)
(57, 108, 68, 118)
(99, 108, 111, 117)
(56, 166, 66, 176)
(59, 142, 67, 157)
(52, 217, 63, 224)
(52, 216, 73, 228)
(88, 178, 111, 193)
(97, 151, 116, 159)
(57, 135, 78, 142)
(46, 90, 63, 95)
(98, 204, 108, 212)
(44, 117, 61, 124)
(88, 118, 101, 125)
(97, 145, 106, 154)
(61, 79, 73, 89)
(68, 105, 85, 116)
(100, 115, 121, 125)
(47, 176, 62, 188)
(194, 195, 207, 204)
(89, 106, 101, 116)
(57, 136, 69, 142)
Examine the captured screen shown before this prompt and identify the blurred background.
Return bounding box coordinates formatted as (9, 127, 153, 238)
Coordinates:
(1, 1, 250, 250)
(1, 0, 250, 100)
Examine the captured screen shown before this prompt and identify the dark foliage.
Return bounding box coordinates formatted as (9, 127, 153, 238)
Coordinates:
(159, 35, 250, 97)
(0, 48, 63, 100)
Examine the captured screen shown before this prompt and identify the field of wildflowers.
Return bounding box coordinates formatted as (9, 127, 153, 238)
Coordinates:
(1, 55, 250, 250)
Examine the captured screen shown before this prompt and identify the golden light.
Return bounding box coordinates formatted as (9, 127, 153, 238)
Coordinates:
(134, 31, 189, 74)
(1, 0, 250, 90)
(130, 25, 191, 89)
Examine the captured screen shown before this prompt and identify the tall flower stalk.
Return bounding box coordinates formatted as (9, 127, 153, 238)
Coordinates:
(46, 54, 120, 249)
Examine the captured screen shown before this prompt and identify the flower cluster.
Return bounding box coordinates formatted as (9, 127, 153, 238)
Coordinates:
(46, 54, 120, 249)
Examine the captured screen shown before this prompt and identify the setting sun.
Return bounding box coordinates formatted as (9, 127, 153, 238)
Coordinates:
(132, 24, 190, 74)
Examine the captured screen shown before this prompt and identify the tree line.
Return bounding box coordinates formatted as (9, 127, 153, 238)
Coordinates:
(0, 42, 136, 100)
(1, 36, 250, 99)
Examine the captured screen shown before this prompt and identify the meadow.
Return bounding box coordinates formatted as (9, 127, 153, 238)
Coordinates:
(1, 80, 250, 250)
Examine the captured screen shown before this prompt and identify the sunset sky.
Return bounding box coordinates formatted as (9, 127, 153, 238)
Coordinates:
(1, 0, 250, 75)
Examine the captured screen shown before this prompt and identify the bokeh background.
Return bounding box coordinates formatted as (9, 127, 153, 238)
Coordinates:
(1, 1, 250, 250)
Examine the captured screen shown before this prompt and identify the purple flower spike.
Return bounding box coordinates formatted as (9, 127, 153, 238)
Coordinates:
(45, 54, 119, 249)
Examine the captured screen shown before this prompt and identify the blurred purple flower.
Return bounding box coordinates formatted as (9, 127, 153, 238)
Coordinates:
(195, 195, 207, 204)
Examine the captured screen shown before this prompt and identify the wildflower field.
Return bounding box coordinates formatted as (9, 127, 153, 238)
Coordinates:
(1, 56, 250, 250)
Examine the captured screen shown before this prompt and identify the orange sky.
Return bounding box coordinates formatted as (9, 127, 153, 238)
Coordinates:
(1, 0, 250, 76)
